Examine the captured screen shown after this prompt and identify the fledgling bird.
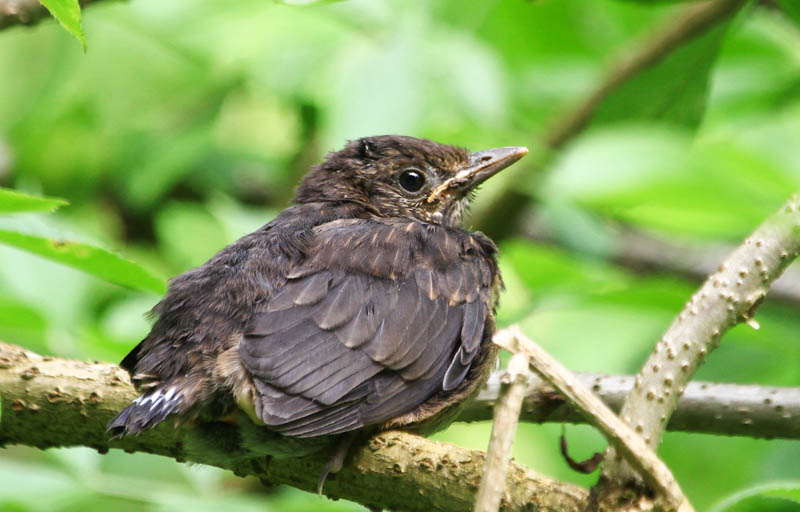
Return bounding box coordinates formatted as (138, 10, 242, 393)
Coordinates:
(108, 135, 527, 481)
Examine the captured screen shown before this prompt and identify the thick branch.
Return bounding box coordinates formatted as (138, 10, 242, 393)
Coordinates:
(0, 342, 589, 512)
(460, 372, 800, 440)
(475, 0, 747, 239)
(602, 195, 800, 486)
(2, 338, 798, 509)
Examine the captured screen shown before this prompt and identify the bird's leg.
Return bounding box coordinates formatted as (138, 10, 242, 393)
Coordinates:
(317, 431, 357, 495)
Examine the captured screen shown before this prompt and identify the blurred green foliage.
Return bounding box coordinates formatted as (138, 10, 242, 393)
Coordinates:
(1, 0, 799, 510)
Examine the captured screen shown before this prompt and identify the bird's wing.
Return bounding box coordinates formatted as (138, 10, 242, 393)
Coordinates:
(238, 219, 498, 437)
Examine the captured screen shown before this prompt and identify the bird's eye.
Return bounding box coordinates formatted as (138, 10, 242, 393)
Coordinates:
(398, 169, 426, 193)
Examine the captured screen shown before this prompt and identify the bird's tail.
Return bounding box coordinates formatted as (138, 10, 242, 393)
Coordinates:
(107, 385, 185, 438)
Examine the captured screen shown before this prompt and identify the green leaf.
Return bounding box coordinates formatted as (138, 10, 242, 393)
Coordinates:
(589, 16, 734, 130)
(0, 187, 68, 214)
(0, 219, 165, 294)
(763, 488, 800, 504)
(712, 481, 800, 511)
(37, 0, 86, 51)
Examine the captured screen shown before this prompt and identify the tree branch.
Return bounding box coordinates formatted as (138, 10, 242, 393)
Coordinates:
(494, 328, 692, 512)
(0, 341, 591, 512)
(524, 221, 800, 308)
(460, 371, 800, 440)
(542, 0, 746, 151)
(2, 332, 799, 509)
(599, 195, 800, 496)
(475, 0, 747, 239)
(475, 353, 530, 512)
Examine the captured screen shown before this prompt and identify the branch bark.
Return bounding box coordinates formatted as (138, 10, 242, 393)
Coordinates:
(460, 371, 800, 440)
(475, 0, 747, 239)
(2, 332, 799, 508)
(494, 328, 692, 512)
(598, 195, 800, 503)
(475, 353, 530, 512)
(0, 342, 591, 512)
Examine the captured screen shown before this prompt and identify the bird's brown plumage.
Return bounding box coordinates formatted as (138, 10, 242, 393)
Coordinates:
(240, 219, 499, 437)
(108, 135, 526, 445)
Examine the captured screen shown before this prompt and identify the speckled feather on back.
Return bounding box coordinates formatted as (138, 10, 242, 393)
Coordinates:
(108, 135, 526, 442)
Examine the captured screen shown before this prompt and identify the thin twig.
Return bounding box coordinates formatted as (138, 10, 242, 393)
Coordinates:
(460, 372, 800, 440)
(494, 326, 694, 512)
(600, 195, 800, 491)
(524, 221, 800, 308)
(544, 0, 747, 149)
(475, 353, 530, 512)
(475, 0, 748, 239)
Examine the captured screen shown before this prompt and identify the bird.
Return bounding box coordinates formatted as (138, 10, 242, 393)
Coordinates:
(108, 135, 527, 485)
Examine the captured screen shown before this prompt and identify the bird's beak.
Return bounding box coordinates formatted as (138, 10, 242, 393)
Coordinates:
(427, 146, 529, 203)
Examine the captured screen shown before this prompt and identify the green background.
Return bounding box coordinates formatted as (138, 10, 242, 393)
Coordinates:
(0, 0, 799, 510)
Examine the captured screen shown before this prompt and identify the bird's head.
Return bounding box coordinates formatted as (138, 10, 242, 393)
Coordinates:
(295, 135, 528, 226)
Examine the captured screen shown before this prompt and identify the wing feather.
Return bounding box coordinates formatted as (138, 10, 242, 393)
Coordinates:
(363, 281, 420, 363)
(399, 304, 462, 381)
(460, 299, 485, 356)
(240, 219, 496, 437)
(292, 271, 336, 306)
(380, 285, 439, 369)
(312, 275, 365, 330)
(336, 302, 382, 348)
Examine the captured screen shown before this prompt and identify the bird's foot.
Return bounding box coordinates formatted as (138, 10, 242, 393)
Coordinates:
(317, 432, 357, 495)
